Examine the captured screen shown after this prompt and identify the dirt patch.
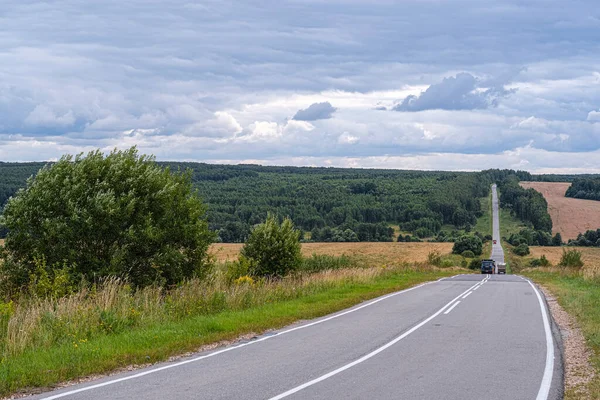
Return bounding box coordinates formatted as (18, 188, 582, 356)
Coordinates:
(209, 242, 454, 264)
(539, 285, 595, 398)
(520, 182, 600, 240)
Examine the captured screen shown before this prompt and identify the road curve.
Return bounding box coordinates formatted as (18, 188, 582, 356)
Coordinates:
(30, 186, 562, 400)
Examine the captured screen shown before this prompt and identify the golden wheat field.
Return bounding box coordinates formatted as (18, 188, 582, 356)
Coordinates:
(520, 181, 600, 240)
(209, 242, 454, 264)
(530, 246, 600, 266)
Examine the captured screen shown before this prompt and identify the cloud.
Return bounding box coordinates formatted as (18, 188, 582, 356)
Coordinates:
(588, 110, 600, 122)
(292, 102, 337, 121)
(24, 105, 76, 128)
(0, 0, 599, 170)
(338, 132, 359, 145)
(393, 73, 514, 112)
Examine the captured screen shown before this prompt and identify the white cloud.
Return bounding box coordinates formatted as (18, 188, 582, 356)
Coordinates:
(24, 105, 76, 127)
(0, 0, 600, 171)
(338, 132, 359, 145)
(588, 110, 600, 121)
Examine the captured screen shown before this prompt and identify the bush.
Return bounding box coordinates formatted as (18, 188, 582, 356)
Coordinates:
(0, 148, 214, 289)
(468, 258, 481, 270)
(529, 255, 550, 268)
(512, 243, 530, 256)
(427, 251, 442, 266)
(299, 254, 355, 273)
(452, 235, 483, 256)
(461, 250, 475, 259)
(241, 214, 302, 277)
(559, 249, 584, 268)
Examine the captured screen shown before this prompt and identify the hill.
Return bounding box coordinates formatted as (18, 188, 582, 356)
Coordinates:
(520, 182, 600, 240)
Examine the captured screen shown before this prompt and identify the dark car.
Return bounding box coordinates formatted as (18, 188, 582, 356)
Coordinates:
(480, 259, 495, 274)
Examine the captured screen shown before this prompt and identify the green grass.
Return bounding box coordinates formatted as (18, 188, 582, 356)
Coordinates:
(524, 270, 600, 398)
(0, 268, 456, 396)
(474, 195, 492, 235)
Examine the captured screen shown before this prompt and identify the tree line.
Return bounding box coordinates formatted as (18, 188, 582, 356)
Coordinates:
(565, 178, 600, 201)
(0, 161, 542, 243)
(497, 176, 552, 232)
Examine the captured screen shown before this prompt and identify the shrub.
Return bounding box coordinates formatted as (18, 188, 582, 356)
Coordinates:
(224, 256, 253, 284)
(468, 258, 481, 270)
(241, 214, 302, 277)
(512, 243, 530, 256)
(452, 235, 483, 256)
(0, 148, 215, 289)
(299, 254, 355, 273)
(559, 249, 584, 268)
(530, 255, 550, 268)
(461, 250, 475, 259)
(427, 251, 442, 266)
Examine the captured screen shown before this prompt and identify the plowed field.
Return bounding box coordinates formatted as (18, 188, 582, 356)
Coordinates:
(520, 181, 600, 240)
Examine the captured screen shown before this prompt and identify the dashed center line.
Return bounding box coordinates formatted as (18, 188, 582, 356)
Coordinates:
(462, 291, 473, 299)
(443, 301, 461, 315)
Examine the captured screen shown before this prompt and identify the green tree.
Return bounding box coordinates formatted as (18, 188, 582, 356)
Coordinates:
(513, 243, 530, 256)
(241, 214, 302, 277)
(0, 148, 214, 288)
(551, 233, 563, 247)
(452, 235, 483, 256)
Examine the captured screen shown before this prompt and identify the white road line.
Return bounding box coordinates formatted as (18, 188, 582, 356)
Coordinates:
(462, 291, 472, 299)
(268, 279, 485, 400)
(443, 301, 461, 315)
(39, 276, 457, 400)
(524, 278, 555, 400)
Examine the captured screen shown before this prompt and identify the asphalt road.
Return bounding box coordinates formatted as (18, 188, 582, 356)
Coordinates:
(491, 184, 505, 264)
(31, 186, 562, 400)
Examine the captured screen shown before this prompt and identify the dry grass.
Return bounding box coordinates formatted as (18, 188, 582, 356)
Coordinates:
(0, 259, 451, 358)
(520, 182, 600, 240)
(210, 242, 454, 264)
(530, 247, 600, 266)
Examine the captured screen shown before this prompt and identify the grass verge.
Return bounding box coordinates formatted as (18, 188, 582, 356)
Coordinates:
(0, 266, 457, 396)
(523, 269, 600, 398)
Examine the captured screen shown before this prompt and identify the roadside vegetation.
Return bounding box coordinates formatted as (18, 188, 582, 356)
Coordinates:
(523, 265, 600, 399)
(0, 148, 469, 396)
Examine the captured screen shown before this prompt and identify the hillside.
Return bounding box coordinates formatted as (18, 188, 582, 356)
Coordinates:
(520, 182, 600, 240)
(2, 163, 530, 242)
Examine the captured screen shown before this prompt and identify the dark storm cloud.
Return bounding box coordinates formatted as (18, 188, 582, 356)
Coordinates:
(393, 73, 515, 112)
(293, 102, 337, 121)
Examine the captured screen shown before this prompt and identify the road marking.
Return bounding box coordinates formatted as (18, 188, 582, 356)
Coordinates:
(443, 301, 461, 314)
(462, 291, 472, 299)
(39, 276, 453, 400)
(524, 277, 555, 400)
(268, 279, 485, 400)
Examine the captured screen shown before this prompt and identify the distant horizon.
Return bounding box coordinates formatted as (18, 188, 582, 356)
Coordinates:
(2, 156, 600, 176)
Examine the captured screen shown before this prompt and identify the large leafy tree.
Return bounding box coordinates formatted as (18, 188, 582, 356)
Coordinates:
(0, 148, 214, 287)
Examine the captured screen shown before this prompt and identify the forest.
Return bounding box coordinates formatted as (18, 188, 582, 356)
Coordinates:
(497, 176, 553, 232)
(565, 177, 600, 201)
(0, 162, 539, 242)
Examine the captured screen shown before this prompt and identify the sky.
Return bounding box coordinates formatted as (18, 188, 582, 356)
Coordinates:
(1, 0, 600, 172)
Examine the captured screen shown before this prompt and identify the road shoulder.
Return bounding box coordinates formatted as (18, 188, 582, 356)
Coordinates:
(540, 285, 594, 399)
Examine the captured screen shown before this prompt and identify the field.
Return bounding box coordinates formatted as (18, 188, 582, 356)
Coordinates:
(530, 246, 600, 267)
(210, 242, 454, 264)
(520, 181, 600, 240)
